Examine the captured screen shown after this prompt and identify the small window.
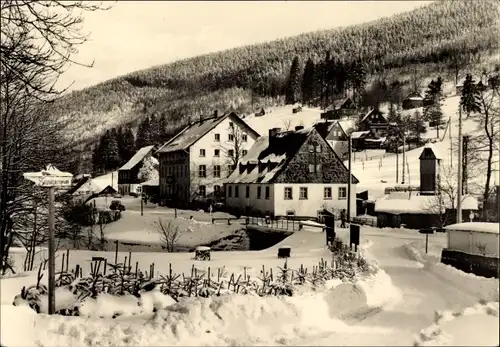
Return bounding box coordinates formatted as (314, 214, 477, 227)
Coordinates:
(214, 133, 220, 142)
(338, 187, 347, 200)
(228, 149, 234, 157)
(299, 187, 308, 200)
(257, 186, 262, 199)
(308, 145, 314, 153)
(227, 164, 235, 174)
(229, 121, 234, 128)
(228, 185, 232, 198)
(198, 165, 206, 178)
(242, 134, 248, 142)
(199, 185, 206, 197)
(242, 150, 248, 157)
(214, 149, 220, 157)
(316, 164, 322, 172)
(308, 164, 314, 173)
(213, 165, 221, 178)
(235, 186, 239, 198)
(324, 187, 332, 200)
(199, 149, 206, 157)
(228, 134, 234, 141)
(245, 186, 250, 198)
(284, 187, 293, 200)
(265, 186, 270, 199)
(315, 145, 322, 153)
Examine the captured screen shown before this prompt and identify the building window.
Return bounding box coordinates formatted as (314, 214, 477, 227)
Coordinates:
(299, 187, 308, 200)
(199, 149, 206, 157)
(308, 145, 314, 153)
(284, 187, 293, 200)
(338, 187, 347, 200)
(242, 150, 248, 157)
(324, 187, 332, 200)
(214, 133, 220, 142)
(235, 186, 239, 198)
(245, 185, 250, 198)
(242, 134, 248, 142)
(228, 149, 234, 157)
(229, 121, 234, 128)
(309, 163, 321, 173)
(198, 165, 206, 178)
(214, 149, 220, 157)
(308, 164, 314, 173)
(199, 185, 206, 197)
(227, 164, 235, 175)
(228, 185, 232, 197)
(213, 165, 221, 178)
(316, 164, 322, 172)
(214, 185, 221, 197)
(228, 134, 234, 141)
(265, 186, 270, 199)
(257, 186, 262, 199)
(315, 145, 322, 153)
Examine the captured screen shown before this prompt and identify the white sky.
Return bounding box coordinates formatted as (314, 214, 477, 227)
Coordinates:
(59, 1, 433, 92)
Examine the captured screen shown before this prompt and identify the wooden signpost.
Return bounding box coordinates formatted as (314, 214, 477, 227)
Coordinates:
(419, 228, 435, 254)
(24, 165, 73, 315)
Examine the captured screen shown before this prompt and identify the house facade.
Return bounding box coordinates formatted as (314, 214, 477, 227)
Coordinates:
(117, 145, 155, 196)
(358, 109, 389, 136)
(224, 126, 358, 218)
(157, 112, 260, 206)
(314, 121, 349, 159)
(402, 92, 424, 110)
(320, 97, 357, 120)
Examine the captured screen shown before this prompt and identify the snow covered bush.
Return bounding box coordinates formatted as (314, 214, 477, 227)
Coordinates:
(138, 155, 159, 182)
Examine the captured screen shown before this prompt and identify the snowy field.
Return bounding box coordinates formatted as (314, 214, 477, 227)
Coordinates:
(2, 225, 499, 346)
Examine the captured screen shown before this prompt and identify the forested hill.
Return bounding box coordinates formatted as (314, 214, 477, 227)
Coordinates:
(55, 0, 500, 173)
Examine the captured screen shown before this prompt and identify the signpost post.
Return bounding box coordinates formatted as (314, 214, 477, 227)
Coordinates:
(23, 165, 73, 315)
(349, 224, 360, 253)
(419, 228, 435, 254)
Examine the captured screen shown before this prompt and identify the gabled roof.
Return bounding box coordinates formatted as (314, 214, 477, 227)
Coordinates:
(119, 145, 155, 171)
(360, 108, 387, 123)
(156, 112, 260, 154)
(419, 144, 443, 160)
(325, 97, 353, 111)
(313, 121, 348, 139)
(66, 176, 91, 195)
(225, 127, 359, 184)
(404, 92, 424, 101)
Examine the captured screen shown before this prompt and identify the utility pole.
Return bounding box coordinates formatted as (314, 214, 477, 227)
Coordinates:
(347, 134, 352, 222)
(396, 137, 399, 183)
(449, 118, 453, 168)
(47, 187, 55, 315)
(402, 131, 406, 184)
(462, 135, 469, 195)
(457, 107, 463, 223)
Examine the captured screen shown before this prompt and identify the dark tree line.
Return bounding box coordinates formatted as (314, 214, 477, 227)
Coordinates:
(91, 113, 171, 175)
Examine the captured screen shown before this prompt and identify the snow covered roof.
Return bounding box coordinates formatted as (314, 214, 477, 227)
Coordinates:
(156, 112, 259, 153)
(360, 108, 387, 123)
(313, 121, 347, 139)
(119, 145, 155, 171)
(351, 131, 370, 139)
(141, 178, 159, 186)
(419, 144, 443, 161)
(225, 127, 359, 185)
(374, 194, 478, 215)
(444, 222, 499, 234)
(404, 92, 424, 101)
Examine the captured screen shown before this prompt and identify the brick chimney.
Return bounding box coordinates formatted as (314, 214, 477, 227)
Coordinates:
(295, 125, 304, 131)
(268, 127, 282, 138)
(213, 110, 218, 117)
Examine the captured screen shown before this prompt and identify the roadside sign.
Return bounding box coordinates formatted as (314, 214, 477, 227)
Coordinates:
(419, 228, 435, 234)
(39, 176, 72, 187)
(419, 228, 434, 254)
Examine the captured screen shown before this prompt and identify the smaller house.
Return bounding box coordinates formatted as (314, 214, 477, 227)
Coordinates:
(402, 92, 424, 110)
(118, 145, 155, 196)
(313, 121, 349, 158)
(321, 97, 356, 120)
(350, 130, 385, 151)
(358, 108, 389, 136)
(141, 178, 159, 203)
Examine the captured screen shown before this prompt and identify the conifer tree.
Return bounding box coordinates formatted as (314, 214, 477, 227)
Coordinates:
(118, 125, 136, 165)
(101, 129, 120, 171)
(136, 116, 152, 149)
(460, 73, 481, 118)
(301, 58, 316, 106)
(285, 56, 301, 105)
(424, 77, 446, 137)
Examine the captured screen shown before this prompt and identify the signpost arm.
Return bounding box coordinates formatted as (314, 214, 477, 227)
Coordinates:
(425, 233, 429, 254)
(48, 186, 56, 315)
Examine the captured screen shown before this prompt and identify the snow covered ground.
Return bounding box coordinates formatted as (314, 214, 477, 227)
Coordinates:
(2, 225, 498, 346)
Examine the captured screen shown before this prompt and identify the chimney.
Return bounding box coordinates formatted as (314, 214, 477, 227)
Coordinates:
(295, 126, 304, 131)
(213, 110, 218, 117)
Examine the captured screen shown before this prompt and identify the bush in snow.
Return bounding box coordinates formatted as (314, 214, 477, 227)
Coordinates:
(13, 238, 374, 317)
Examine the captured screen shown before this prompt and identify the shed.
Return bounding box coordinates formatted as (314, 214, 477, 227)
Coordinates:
(402, 92, 424, 110)
(141, 178, 160, 202)
(442, 222, 499, 278)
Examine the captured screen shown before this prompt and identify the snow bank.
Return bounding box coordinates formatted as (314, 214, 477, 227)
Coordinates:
(414, 301, 500, 346)
(404, 242, 499, 302)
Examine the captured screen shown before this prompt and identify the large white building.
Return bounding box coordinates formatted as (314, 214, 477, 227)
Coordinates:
(224, 126, 358, 218)
(156, 112, 260, 205)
